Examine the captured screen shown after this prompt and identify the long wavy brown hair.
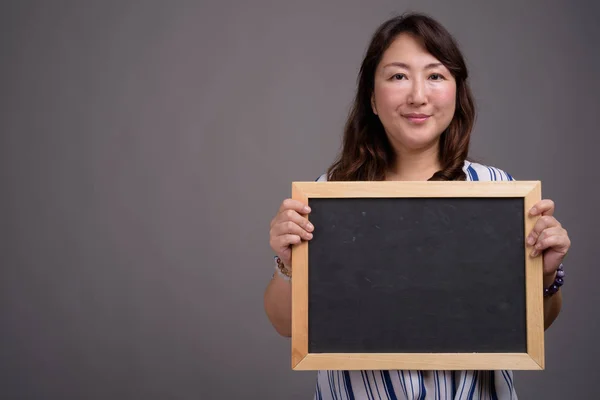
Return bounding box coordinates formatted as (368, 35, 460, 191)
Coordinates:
(326, 12, 475, 181)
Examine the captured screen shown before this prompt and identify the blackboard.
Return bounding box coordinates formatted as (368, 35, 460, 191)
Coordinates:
(290, 181, 544, 371)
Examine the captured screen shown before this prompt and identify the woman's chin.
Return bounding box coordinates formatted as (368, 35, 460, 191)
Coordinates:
(389, 134, 441, 154)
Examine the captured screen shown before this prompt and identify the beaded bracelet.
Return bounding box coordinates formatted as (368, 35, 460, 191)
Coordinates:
(274, 255, 291, 281)
(543, 263, 565, 298)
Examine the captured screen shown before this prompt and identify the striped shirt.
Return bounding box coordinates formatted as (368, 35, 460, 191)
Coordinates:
(312, 160, 518, 400)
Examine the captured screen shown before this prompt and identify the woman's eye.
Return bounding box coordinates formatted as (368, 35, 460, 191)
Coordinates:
(391, 73, 406, 80)
(430, 73, 444, 80)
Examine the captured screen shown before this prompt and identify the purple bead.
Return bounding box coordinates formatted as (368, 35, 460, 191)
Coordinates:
(543, 263, 565, 297)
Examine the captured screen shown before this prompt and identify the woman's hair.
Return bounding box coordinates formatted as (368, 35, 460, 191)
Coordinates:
(326, 12, 475, 181)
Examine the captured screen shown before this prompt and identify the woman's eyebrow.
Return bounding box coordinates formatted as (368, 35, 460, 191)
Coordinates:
(382, 62, 443, 70)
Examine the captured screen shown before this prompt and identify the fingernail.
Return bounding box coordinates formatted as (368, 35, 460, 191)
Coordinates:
(306, 233, 313, 239)
(527, 236, 534, 245)
(307, 223, 314, 231)
(531, 250, 538, 257)
(530, 207, 537, 215)
(304, 206, 311, 213)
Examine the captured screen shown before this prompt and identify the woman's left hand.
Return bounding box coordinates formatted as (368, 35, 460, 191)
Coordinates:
(527, 199, 571, 277)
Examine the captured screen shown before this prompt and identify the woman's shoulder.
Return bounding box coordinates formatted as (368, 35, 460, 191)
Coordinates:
(315, 173, 328, 182)
(463, 159, 514, 182)
(312, 161, 514, 182)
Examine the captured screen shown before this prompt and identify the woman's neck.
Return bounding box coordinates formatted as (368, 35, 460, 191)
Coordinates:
(386, 144, 441, 181)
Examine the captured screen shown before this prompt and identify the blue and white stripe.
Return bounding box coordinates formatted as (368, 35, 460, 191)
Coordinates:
(313, 160, 518, 400)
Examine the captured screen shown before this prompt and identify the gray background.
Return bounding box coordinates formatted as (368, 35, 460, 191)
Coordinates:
(1, 0, 598, 399)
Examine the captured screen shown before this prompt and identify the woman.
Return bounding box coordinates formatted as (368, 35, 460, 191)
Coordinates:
(264, 12, 570, 399)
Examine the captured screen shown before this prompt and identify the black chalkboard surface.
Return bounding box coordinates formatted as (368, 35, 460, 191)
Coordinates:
(290, 181, 544, 371)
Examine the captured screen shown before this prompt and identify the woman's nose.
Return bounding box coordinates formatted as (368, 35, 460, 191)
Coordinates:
(407, 79, 427, 105)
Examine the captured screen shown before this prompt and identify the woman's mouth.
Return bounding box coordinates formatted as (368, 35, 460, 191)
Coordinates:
(403, 113, 430, 124)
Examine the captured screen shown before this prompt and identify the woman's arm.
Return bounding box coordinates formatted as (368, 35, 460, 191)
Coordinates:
(543, 273, 563, 330)
(527, 199, 570, 330)
(265, 198, 313, 337)
(264, 274, 292, 337)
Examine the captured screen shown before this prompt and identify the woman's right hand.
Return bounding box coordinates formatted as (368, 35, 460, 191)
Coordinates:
(269, 199, 314, 268)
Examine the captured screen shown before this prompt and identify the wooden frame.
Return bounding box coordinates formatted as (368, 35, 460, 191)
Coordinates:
(291, 180, 544, 371)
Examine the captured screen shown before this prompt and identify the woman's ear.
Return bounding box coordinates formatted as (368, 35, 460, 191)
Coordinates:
(371, 95, 378, 115)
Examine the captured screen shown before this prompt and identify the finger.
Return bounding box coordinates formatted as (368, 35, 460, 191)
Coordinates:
(527, 216, 561, 245)
(269, 234, 301, 255)
(532, 226, 565, 247)
(271, 199, 310, 229)
(273, 234, 303, 250)
(530, 231, 570, 257)
(272, 220, 313, 240)
(277, 209, 314, 232)
(278, 198, 311, 215)
(529, 199, 555, 216)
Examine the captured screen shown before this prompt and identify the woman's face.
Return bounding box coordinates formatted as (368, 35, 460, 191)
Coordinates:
(372, 33, 457, 154)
